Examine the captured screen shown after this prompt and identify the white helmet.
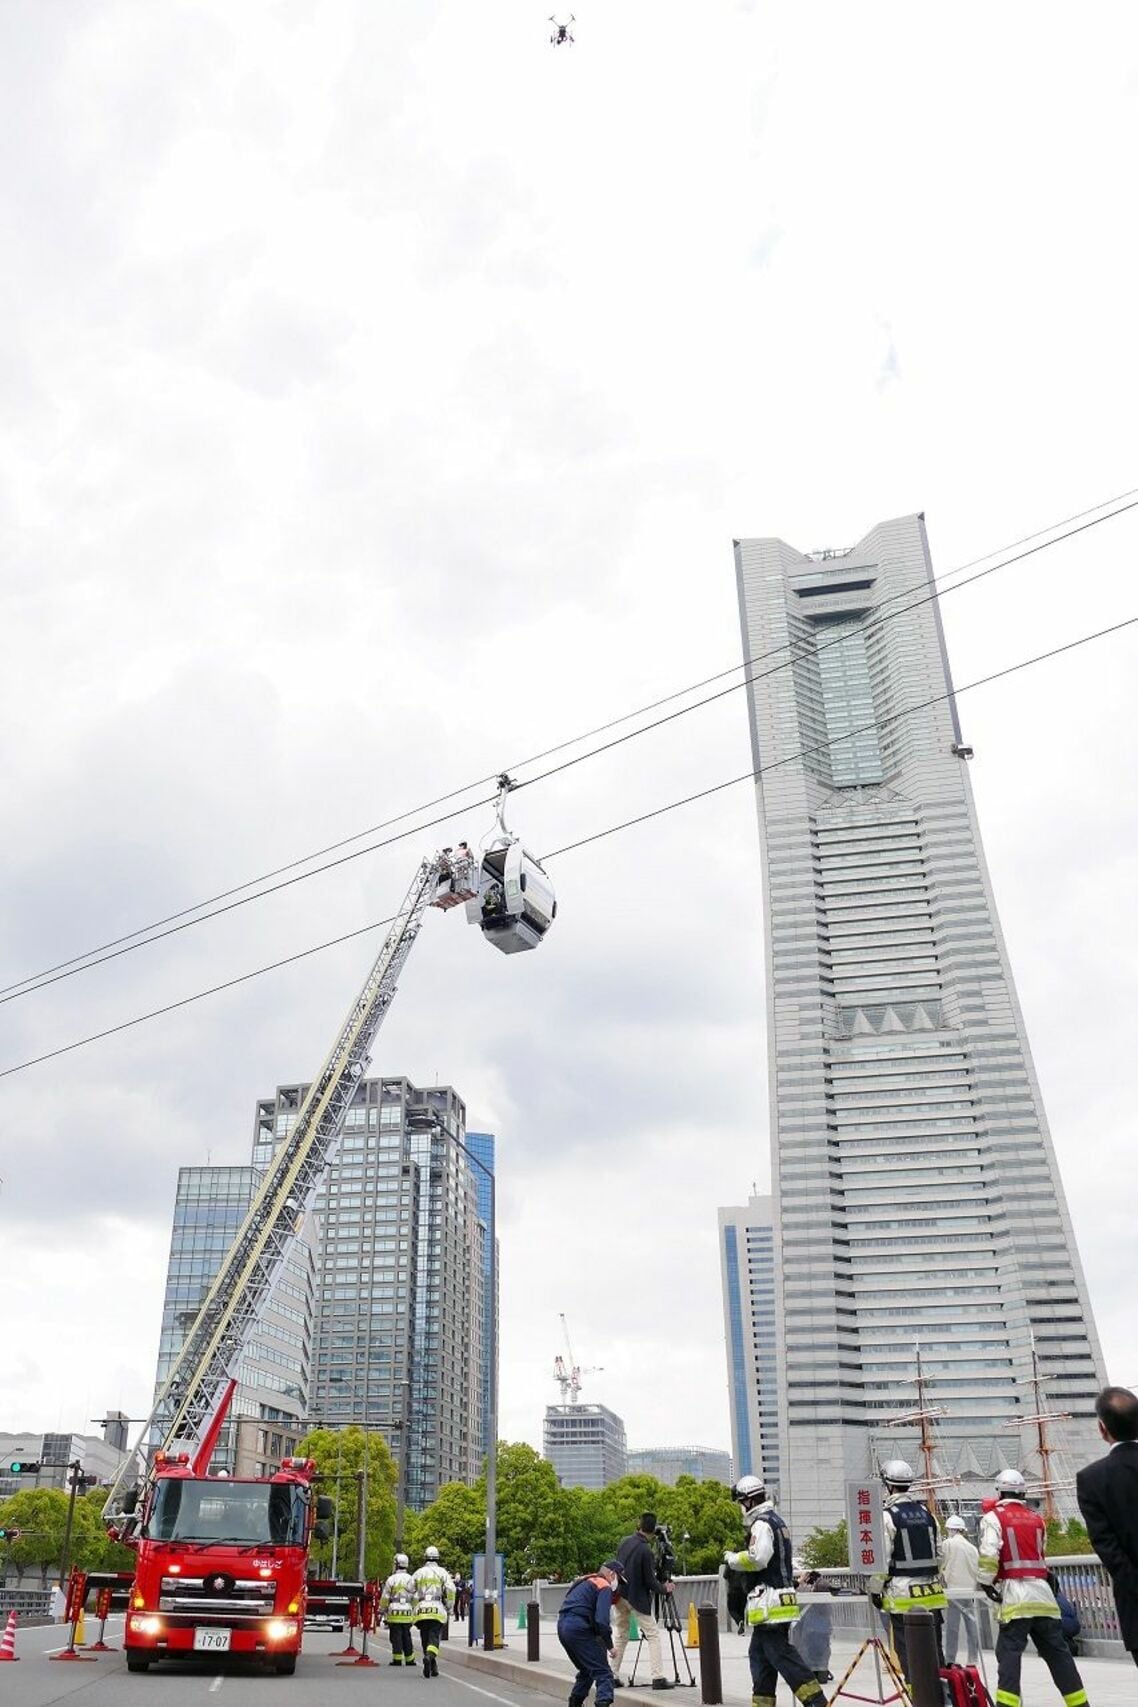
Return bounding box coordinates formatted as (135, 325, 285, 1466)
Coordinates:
(995, 1468, 1026, 1497)
(731, 1474, 766, 1509)
(881, 1458, 915, 1490)
(395, 1553, 409, 1570)
(945, 1515, 966, 1533)
(424, 1545, 440, 1562)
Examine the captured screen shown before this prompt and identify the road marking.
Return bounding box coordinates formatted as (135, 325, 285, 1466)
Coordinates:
(209, 1676, 224, 1693)
(449, 1675, 540, 1707)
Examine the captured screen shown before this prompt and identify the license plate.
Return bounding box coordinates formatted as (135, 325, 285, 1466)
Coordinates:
(193, 1628, 232, 1652)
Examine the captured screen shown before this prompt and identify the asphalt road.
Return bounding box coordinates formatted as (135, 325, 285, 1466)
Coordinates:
(0, 1620, 551, 1707)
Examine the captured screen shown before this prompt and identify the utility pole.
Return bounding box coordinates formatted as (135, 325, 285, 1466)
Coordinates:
(58, 1460, 84, 1588)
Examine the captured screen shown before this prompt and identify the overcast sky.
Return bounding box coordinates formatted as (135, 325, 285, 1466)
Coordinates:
(1, 1, 1136, 1462)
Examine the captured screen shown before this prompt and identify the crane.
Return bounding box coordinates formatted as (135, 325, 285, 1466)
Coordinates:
(104, 781, 554, 1522)
(554, 1313, 603, 1405)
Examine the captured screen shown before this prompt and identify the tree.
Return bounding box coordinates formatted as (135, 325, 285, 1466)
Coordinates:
(659, 1477, 742, 1574)
(1045, 1516, 1094, 1557)
(407, 1482, 485, 1576)
(800, 1520, 848, 1569)
(298, 1427, 397, 1580)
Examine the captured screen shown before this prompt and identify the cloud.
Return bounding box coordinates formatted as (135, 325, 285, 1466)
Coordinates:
(1, 0, 1136, 1462)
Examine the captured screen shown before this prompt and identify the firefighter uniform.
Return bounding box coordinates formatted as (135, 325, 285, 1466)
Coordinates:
(977, 1498, 1089, 1707)
(725, 1502, 826, 1707)
(557, 1571, 617, 1707)
(412, 1556, 455, 1677)
(879, 1493, 946, 1680)
(379, 1563, 417, 1666)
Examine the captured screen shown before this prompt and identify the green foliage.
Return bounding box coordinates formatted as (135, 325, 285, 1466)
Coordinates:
(800, 1519, 849, 1569)
(1045, 1516, 1094, 1556)
(403, 1447, 752, 1585)
(298, 1426, 398, 1580)
(0, 1486, 127, 1583)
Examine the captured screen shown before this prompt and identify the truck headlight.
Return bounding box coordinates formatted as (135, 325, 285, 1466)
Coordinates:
(265, 1618, 297, 1642)
(129, 1614, 163, 1636)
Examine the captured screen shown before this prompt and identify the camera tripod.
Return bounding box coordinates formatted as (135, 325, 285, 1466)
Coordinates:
(627, 1590, 695, 1688)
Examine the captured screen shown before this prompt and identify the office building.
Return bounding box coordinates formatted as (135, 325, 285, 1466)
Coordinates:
(153, 1164, 316, 1475)
(544, 1403, 627, 1490)
(626, 1446, 733, 1486)
(734, 514, 1107, 1529)
(718, 1194, 780, 1488)
(0, 1433, 128, 1501)
(466, 1131, 498, 1473)
(254, 1076, 486, 1509)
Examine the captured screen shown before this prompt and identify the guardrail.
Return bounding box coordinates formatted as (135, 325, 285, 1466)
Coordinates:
(507, 1556, 1125, 1660)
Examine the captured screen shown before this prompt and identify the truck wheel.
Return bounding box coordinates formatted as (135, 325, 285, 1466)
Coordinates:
(126, 1654, 151, 1672)
(274, 1655, 297, 1676)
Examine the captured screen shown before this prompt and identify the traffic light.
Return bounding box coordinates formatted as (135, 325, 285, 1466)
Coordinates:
(0, 1528, 22, 1541)
(8, 1460, 41, 1475)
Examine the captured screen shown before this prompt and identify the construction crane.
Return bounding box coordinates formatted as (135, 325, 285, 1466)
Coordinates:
(104, 779, 555, 1519)
(553, 1313, 602, 1405)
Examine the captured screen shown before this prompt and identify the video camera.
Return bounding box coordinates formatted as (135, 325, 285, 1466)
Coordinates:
(653, 1522, 678, 1584)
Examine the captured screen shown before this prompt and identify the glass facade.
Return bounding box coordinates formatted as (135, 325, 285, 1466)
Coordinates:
(154, 1165, 315, 1474)
(718, 1196, 779, 1485)
(257, 1076, 485, 1510)
(734, 515, 1107, 1530)
(466, 1131, 497, 1475)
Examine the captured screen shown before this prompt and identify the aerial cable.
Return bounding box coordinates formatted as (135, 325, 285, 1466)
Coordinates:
(2, 607, 1133, 1083)
(2, 488, 1135, 1004)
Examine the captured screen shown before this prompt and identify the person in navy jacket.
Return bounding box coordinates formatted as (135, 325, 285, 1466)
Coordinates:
(558, 1561, 623, 1707)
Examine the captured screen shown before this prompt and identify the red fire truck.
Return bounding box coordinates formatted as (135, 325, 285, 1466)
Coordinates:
(123, 1443, 332, 1673)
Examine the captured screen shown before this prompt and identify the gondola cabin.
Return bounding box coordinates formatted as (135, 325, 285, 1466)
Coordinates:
(467, 840, 556, 953)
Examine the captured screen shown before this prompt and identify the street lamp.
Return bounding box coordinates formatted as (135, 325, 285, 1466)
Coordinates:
(406, 1109, 498, 1650)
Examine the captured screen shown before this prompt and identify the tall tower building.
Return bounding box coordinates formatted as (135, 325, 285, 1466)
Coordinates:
(254, 1077, 486, 1510)
(718, 1194, 780, 1488)
(466, 1131, 498, 1473)
(153, 1164, 316, 1475)
(734, 514, 1106, 1530)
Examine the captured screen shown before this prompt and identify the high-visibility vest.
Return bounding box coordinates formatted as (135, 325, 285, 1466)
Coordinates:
(995, 1503, 1049, 1581)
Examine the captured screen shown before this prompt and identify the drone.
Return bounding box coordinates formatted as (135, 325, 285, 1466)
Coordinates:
(549, 13, 575, 45)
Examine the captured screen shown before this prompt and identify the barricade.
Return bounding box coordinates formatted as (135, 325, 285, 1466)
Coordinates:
(84, 1587, 118, 1652)
(337, 1580, 379, 1667)
(49, 1571, 96, 1663)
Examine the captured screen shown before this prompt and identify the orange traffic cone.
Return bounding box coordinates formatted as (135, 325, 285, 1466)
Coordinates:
(0, 1609, 18, 1661)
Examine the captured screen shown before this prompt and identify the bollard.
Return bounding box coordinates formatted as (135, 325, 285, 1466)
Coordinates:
(696, 1606, 722, 1705)
(482, 1598, 496, 1652)
(526, 1602, 540, 1662)
(901, 1610, 941, 1707)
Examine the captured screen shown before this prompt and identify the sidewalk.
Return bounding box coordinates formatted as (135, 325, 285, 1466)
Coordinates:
(447, 1620, 1136, 1706)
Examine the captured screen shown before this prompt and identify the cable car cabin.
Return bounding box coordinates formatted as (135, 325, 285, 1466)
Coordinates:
(467, 841, 555, 953)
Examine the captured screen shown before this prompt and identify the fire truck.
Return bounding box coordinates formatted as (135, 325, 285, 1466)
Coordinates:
(105, 781, 554, 1673)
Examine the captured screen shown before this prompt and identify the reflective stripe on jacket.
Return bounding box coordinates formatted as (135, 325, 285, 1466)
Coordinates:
(380, 1570, 416, 1623)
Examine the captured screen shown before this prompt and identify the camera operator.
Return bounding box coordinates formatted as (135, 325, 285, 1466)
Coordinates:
(609, 1512, 676, 1691)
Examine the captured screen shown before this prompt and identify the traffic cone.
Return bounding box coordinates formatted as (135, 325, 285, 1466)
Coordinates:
(517, 1602, 527, 1630)
(75, 1609, 86, 1646)
(629, 1613, 639, 1641)
(0, 1610, 19, 1661)
(685, 1603, 699, 1649)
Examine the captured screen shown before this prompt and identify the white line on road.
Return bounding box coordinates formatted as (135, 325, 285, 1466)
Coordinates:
(209, 1676, 224, 1692)
(450, 1674, 545, 1707)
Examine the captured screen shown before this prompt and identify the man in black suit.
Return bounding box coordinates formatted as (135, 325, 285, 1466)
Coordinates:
(1076, 1385, 1138, 1668)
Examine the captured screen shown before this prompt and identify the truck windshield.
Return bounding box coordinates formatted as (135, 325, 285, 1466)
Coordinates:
(147, 1479, 306, 1546)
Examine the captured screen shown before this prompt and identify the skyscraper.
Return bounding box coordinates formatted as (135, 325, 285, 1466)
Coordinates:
(718, 1194, 780, 1487)
(734, 514, 1106, 1530)
(254, 1076, 486, 1509)
(466, 1131, 498, 1473)
(153, 1164, 316, 1475)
